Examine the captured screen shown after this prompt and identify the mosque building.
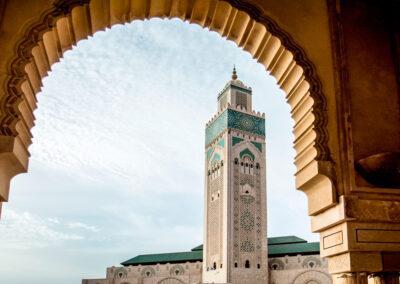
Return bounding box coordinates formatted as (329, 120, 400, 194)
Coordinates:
(83, 70, 331, 284)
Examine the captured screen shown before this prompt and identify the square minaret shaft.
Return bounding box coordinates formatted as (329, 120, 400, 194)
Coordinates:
(203, 69, 268, 284)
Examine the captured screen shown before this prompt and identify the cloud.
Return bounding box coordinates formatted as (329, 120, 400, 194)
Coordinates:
(0, 210, 83, 249)
(47, 217, 60, 224)
(67, 222, 100, 233)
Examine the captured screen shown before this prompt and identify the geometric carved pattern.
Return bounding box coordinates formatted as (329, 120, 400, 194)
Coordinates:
(233, 147, 263, 267)
(302, 256, 322, 269)
(240, 210, 255, 231)
(236, 92, 247, 107)
(240, 195, 255, 204)
(169, 264, 185, 276)
(141, 267, 156, 277)
(241, 239, 255, 252)
(268, 258, 285, 270)
(114, 267, 128, 278)
(240, 174, 255, 187)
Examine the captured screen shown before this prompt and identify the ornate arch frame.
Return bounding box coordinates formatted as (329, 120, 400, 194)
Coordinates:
(0, 0, 336, 217)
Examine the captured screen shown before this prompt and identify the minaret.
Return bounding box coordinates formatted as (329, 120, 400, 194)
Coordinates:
(203, 68, 268, 284)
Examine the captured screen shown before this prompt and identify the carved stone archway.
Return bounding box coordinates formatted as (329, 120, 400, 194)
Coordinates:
(157, 277, 186, 284)
(292, 270, 332, 284)
(0, 0, 335, 220)
(2, 1, 400, 282)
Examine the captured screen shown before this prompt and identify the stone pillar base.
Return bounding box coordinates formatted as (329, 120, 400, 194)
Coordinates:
(368, 273, 400, 284)
(332, 273, 368, 284)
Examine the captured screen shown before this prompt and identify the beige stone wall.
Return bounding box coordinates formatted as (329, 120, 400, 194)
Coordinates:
(83, 254, 330, 284)
(83, 261, 202, 284)
(269, 254, 331, 284)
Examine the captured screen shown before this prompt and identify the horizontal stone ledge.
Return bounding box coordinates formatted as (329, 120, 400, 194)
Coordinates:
(328, 251, 400, 274)
(311, 194, 400, 234)
(320, 221, 400, 258)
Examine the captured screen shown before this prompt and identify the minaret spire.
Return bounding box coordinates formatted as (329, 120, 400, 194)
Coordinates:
(232, 65, 238, 80)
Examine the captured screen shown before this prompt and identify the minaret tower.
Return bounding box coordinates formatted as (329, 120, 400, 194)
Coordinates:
(203, 68, 268, 284)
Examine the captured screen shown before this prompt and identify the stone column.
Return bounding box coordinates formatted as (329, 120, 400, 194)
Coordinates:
(0, 135, 28, 214)
(309, 193, 400, 282)
(368, 273, 400, 284)
(332, 273, 368, 284)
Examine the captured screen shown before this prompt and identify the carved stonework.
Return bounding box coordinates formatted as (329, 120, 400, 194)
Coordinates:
(225, 0, 330, 161)
(1, 0, 331, 165)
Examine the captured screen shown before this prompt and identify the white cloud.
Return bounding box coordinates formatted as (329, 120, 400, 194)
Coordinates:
(0, 210, 83, 249)
(47, 217, 60, 224)
(67, 222, 100, 233)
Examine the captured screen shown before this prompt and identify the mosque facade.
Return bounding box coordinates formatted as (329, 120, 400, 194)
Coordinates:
(83, 71, 331, 284)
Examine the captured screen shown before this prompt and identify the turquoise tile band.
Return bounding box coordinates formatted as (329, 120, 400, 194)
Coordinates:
(205, 109, 265, 145)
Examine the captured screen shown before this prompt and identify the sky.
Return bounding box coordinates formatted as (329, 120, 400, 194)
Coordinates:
(0, 18, 317, 284)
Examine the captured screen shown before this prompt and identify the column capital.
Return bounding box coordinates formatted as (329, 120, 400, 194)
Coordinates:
(331, 272, 368, 284)
(0, 135, 28, 202)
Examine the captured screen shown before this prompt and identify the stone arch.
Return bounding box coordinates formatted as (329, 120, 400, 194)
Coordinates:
(157, 277, 186, 284)
(292, 270, 332, 284)
(0, 0, 335, 217)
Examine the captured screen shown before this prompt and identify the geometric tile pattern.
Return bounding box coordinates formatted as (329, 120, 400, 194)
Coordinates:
(205, 109, 265, 145)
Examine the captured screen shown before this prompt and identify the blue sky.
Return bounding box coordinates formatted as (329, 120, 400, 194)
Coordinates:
(0, 19, 317, 284)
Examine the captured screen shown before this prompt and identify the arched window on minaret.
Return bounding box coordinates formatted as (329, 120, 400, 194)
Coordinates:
(245, 260, 250, 268)
(240, 156, 254, 174)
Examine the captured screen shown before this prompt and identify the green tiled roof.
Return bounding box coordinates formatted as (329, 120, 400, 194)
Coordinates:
(268, 235, 307, 245)
(121, 250, 202, 266)
(191, 245, 203, 251)
(268, 241, 320, 257)
(121, 236, 320, 266)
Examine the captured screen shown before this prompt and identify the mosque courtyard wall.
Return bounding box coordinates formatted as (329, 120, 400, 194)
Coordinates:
(82, 253, 330, 284)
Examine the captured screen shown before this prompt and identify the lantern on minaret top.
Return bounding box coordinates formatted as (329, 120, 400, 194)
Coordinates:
(217, 66, 253, 112)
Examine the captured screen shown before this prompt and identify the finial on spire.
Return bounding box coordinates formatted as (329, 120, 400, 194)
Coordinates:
(232, 65, 238, 80)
